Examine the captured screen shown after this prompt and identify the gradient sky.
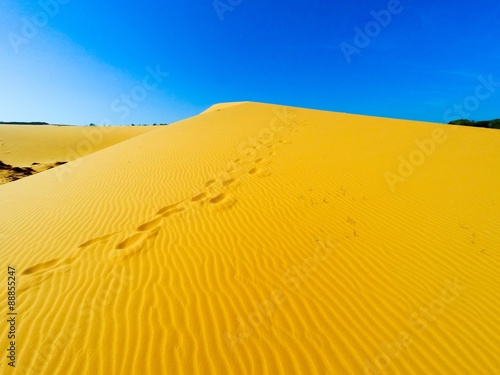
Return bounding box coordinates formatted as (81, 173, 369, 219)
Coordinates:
(1, 0, 499, 125)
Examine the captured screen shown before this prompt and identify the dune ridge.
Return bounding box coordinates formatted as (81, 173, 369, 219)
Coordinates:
(0, 124, 154, 185)
(0, 102, 499, 374)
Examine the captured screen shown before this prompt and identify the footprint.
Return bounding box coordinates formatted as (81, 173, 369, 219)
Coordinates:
(233, 158, 241, 163)
(268, 151, 276, 156)
(204, 179, 216, 188)
(210, 193, 227, 204)
(250, 167, 272, 177)
(22, 258, 61, 275)
(255, 158, 264, 163)
(191, 192, 207, 202)
(162, 207, 185, 217)
(116, 232, 146, 250)
(222, 178, 236, 187)
(137, 216, 164, 231)
(209, 195, 238, 210)
(22, 257, 75, 276)
(156, 202, 183, 215)
(79, 233, 117, 248)
(249, 167, 260, 175)
(116, 229, 160, 260)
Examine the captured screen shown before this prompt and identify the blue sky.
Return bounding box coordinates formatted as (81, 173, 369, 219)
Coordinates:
(1, 0, 499, 125)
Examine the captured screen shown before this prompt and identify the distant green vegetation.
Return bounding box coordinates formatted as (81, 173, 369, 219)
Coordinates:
(448, 119, 500, 129)
(128, 123, 168, 126)
(0, 121, 48, 125)
(489, 119, 500, 129)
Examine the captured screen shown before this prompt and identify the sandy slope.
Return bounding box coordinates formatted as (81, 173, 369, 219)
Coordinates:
(0, 125, 154, 184)
(0, 102, 499, 374)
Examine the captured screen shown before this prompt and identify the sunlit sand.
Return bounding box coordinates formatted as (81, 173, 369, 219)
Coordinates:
(0, 102, 499, 374)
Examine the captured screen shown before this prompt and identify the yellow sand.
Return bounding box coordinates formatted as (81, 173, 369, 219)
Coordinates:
(0, 124, 155, 185)
(0, 102, 499, 374)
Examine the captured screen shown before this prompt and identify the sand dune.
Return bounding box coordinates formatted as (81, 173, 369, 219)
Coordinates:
(0, 102, 499, 374)
(0, 124, 154, 184)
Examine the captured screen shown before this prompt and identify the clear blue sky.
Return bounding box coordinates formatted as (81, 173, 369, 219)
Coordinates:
(1, 0, 499, 125)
